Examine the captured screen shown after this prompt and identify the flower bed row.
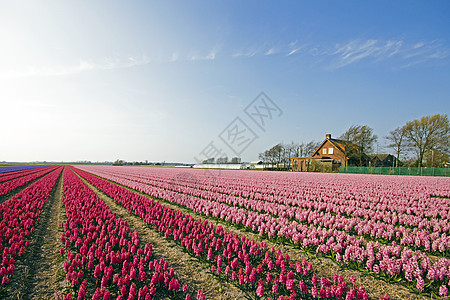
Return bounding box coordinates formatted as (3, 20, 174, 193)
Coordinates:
(76, 166, 450, 297)
(0, 165, 53, 175)
(74, 167, 378, 300)
(0, 166, 63, 288)
(89, 167, 450, 221)
(99, 169, 450, 254)
(0, 165, 59, 196)
(0, 165, 54, 183)
(59, 167, 195, 300)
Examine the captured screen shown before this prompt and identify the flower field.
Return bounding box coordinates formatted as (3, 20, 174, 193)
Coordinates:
(76, 165, 450, 299)
(0, 165, 54, 174)
(0, 164, 448, 299)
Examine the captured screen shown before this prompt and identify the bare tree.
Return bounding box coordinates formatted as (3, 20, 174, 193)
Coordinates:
(258, 152, 268, 168)
(340, 125, 377, 166)
(260, 144, 282, 169)
(298, 141, 320, 157)
(403, 114, 449, 167)
(385, 126, 407, 167)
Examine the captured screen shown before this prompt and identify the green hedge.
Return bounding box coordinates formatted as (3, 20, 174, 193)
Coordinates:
(340, 166, 449, 177)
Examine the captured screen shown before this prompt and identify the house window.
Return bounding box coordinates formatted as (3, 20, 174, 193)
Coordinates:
(322, 148, 327, 155)
(328, 148, 334, 154)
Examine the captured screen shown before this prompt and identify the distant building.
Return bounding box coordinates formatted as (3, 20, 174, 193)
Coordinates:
(231, 157, 241, 164)
(248, 160, 264, 169)
(192, 164, 243, 169)
(291, 134, 362, 172)
(291, 134, 346, 171)
(291, 134, 396, 172)
(368, 154, 397, 167)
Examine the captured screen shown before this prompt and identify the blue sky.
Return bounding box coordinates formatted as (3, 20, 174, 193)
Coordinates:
(0, 1, 449, 162)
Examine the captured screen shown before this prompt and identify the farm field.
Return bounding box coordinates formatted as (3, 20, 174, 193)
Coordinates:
(0, 165, 449, 299)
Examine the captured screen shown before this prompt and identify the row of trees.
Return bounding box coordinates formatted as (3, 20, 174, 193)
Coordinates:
(336, 114, 449, 167)
(386, 114, 449, 167)
(339, 125, 377, 167)
(258, 141, 320, 170)
(259, 114, 449, 169)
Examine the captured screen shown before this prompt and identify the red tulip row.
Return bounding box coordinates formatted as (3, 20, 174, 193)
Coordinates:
(74, 167, 379, 300)
(0, 166, 63, 286)
(59, 167, 195, 300)
(0, 165, 55, 183)
(0, 165, 59, 197)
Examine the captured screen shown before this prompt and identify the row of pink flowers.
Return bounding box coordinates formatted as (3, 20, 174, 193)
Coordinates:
(75, 167, 378, 300)
(90, 166, 449, 221)
(99, 167, 450, 235)
(0, 166, 63, 286)
(59, 167, 195, 300)
(77, 166, 450, 297)
(0, 166, 59, 196)
(105, 169, 450, 253)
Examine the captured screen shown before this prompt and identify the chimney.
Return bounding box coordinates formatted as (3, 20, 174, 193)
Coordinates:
(326, 134, 331, 139)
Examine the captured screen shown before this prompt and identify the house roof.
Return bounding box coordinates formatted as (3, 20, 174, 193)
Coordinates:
(311, 137, 356, 157)
(368, 154, 393, 161)
(291, 134, 361, 160)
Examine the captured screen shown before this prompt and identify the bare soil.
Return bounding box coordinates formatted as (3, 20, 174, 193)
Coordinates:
(5, 169, 68, 299)
(77, 173, 247, 300)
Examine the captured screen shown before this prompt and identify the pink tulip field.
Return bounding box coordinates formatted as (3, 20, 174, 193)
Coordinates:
(74, 167, 372, 300)
(0, 164, 448, 299)
(75, 165, 450, 298)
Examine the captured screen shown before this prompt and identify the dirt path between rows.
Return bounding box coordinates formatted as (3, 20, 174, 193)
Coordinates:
(88, 176, 432, 300)
(77, 173, 247, 300)
(6, 169, 67, 299)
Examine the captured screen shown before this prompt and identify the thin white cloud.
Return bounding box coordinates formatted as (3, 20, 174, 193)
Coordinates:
(288, 40, 298, 48)
(428, 50, 448, 59)
(190, 52, 215, 61)
(399, 40, 449, 68)
(286, 40, 308, 56)
(232, 49, 258, 58)
(265, 48, 276, 55)
(190, 47, 219, 61)
(5, 39, 446, 78)
(170, 52, 178, 62)
(0, 56, 151, 79)
(287, 48, 299, 56)
(205, 50, 216, 60)
(331, 39, 389, 68)
(328, 38, 447, 69)
(413, 42, 425, 49)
